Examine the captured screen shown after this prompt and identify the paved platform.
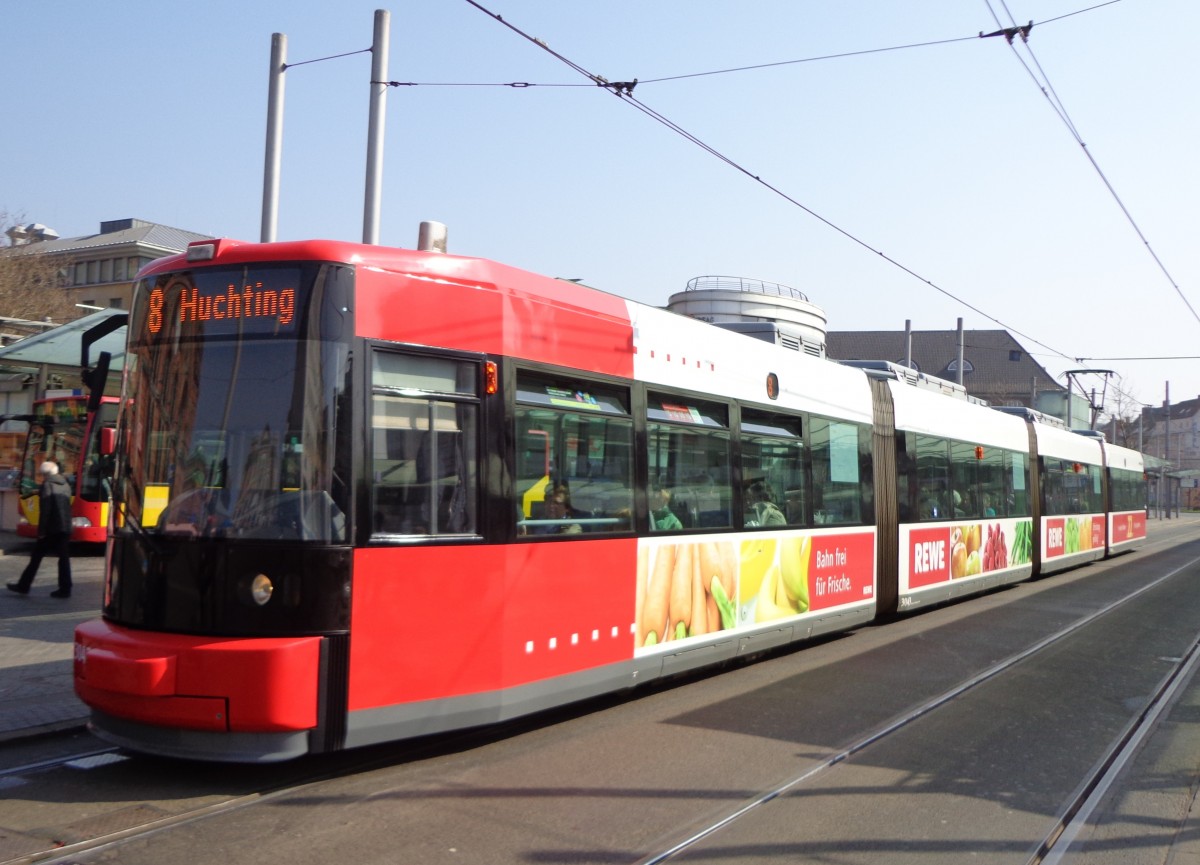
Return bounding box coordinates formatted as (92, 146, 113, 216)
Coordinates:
(0, 531, 106, 743)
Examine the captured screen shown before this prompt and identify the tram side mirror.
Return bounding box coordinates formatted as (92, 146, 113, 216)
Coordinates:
(100, 427, 116, 456)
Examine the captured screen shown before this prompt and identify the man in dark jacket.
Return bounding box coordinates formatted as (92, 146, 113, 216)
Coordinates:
(6, 461, 73, 598)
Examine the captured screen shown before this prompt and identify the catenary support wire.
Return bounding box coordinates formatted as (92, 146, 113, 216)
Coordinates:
(461, 0, 1151, 409)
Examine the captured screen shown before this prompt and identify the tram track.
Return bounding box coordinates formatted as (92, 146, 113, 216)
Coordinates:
(3, 741, 438, 865)
(638, 548, 1200, 864)
(1031, 631, 1200, 864)
(0, 746, 121, 783)
(1, 686, 637, 865)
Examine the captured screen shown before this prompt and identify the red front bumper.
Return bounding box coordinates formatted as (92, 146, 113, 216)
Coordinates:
(74, 619, 323, 733)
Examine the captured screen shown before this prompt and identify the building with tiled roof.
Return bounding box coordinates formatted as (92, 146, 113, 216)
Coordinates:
(825, 328, 1068, 412)
(3, 217, 213, 312)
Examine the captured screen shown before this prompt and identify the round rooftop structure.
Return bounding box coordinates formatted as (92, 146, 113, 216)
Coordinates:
(667, 276, 828, 353)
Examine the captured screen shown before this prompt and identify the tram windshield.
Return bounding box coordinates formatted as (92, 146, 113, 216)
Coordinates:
(118, 262, 353, 542)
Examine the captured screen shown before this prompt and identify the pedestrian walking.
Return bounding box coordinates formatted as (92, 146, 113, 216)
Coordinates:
(6, 460, 73, 598)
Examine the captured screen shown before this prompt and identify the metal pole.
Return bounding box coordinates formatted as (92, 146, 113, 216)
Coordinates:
(1164, 382, 1170, 519)
(903, 319, 912, 368)
(363, 9, 390, 245)
(1165, 382, 1170, 466)
(955, 317, 964, 385)
(261, 33, 287, 243)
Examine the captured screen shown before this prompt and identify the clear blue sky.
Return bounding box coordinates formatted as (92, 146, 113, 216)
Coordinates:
(4, 1, 1197, 415)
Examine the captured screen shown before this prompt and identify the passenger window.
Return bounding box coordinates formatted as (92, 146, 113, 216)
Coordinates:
(810, 416, 872, 525)
(951, 440, 983, 518)
(740, 409, 804, 528)
(370, 352, 478, 537)
(514, 373, 633, 537)
(973, 446, 1006, 518)
(646, 393, 732, 531)
(911, 434, 950, 521)
(1007, 451, 1031, 516)
(1041, 458, 1098, 516)
(948, 442, 1013, 519)
(1088, 465, 1103, 513)
(1110, 467, 1144, 512)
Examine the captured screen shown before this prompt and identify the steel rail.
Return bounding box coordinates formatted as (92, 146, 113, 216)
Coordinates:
(1032, 633, 1200, 864)
(638, 550, 1200, 864)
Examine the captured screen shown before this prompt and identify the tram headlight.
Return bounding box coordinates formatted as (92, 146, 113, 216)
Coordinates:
(250, 573, 274, 606)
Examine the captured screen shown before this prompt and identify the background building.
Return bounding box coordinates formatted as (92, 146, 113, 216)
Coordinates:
(824, 328, 1068, 411)
(3, 217, 213, 313)
(0, 217, 212, 529)
(1141, 396, 1200, 466)
(1141, 398, 1200, 509)
(665, 280, 1082, 420)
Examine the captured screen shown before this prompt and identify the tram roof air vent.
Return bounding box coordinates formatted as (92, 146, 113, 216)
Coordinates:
(417, 221, 448, 253)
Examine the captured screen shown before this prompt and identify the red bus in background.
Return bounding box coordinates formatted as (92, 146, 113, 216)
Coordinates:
(17, 393, 119, 544)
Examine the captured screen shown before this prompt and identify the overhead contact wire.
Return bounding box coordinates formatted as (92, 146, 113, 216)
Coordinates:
(463, 2, 1096, 372)
(463, 0, 1152, 409)
(635, 35, 978, 84)
(984, 0, 1200, 329)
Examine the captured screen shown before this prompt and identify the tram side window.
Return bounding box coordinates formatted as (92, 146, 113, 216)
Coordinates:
(1070, 462, 1096, 513)
(514, 373, 634, 537)
(647, 393, 732, 531)
(945, 443, 1028, 519)
(977, 446, 1010, 518)
(895, 431, 917, 522)
(1086, 465, 1102, 513)
(810, 416, 871, 526)
(912, 434, 951, 521)
(1068, 462, 1099, 514)
(949, 441, 1011, 519)
(950, 440, 983, 518)
(1041, 458, 1066, 516)
(371, 353, 478, 538)
(1041, 458, 1097, 516)
(740, 409, 805, 528)
(1110, 467, 1145, 512)
(1006, 450, 1032, 517)
(514, 411, 634, 535)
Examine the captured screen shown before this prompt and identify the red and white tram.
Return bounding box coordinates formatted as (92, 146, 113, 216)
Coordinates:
(73, 237, 1147, 762)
